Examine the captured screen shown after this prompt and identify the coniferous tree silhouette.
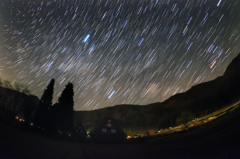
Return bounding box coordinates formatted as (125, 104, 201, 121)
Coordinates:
(51, 82, 74, 134)
(40, 79, 55, 110)
(58, 82, 74, 111)
(35, 79, 55, 127)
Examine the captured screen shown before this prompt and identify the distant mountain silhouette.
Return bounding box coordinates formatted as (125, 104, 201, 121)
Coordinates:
(76, 53, 240, 130)
(0, 54, 239, 131)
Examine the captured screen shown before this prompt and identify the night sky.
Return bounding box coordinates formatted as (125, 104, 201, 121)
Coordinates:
(0, 0, 239, 110)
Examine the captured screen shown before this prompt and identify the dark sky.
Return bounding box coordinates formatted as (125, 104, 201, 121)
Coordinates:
(0, 0, 239, 110)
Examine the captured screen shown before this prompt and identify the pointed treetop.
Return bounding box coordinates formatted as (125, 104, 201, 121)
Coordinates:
(58, 82, 74, 110)
(40, 78, 55, 109)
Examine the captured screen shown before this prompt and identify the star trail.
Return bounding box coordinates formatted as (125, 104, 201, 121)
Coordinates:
(0, 0, 239, 110)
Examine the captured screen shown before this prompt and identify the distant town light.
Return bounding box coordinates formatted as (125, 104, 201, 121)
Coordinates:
(127, 136, 132, 139)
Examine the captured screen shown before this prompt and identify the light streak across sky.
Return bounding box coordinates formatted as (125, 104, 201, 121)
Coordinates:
(0, 0, 239, 110)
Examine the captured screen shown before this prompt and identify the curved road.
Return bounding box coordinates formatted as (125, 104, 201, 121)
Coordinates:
(1, 106, 240, 159)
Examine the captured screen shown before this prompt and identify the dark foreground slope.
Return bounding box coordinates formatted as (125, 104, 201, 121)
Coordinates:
(0, 86, 39, 122)
(76, 53, 240, 130)
(0, 87, 39, 112)
(1, 103, 240, 159)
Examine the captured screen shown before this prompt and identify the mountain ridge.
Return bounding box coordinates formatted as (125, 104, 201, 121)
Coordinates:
(0, 53, 239, 131)
(75, 53, 240, 130)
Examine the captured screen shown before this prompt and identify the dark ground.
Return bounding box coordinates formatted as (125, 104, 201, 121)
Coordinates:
(1, 106, 240, 159)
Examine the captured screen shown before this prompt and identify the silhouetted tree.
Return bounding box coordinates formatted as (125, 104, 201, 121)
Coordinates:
(50, 82, 74, 133)
(58, 82, 74, 111)
(3, 80, 12, 89)
(12, 82, 21, 92)
(35, 79, 55, 127)
(0, 78, 3, 87)
(12, 81, 29, 94)
(0, 79, 30, 94)
(22, 87, 31, 95)
(40, 79, 55, 110)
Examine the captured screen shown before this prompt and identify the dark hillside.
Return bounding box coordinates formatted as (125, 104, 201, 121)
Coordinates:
(1, 53, 239, 132)
(0, 86, 39, 121)
(76, 53, 240, 130)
